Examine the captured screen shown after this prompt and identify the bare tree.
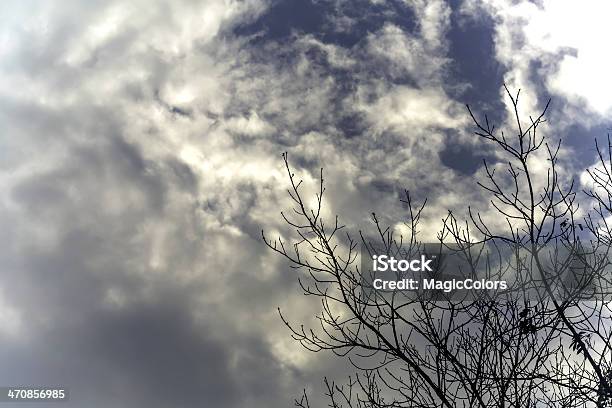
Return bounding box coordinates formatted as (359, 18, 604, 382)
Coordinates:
(263, 87, 612, 407)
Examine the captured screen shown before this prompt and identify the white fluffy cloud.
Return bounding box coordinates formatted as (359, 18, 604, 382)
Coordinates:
(469, 0, 612, 120)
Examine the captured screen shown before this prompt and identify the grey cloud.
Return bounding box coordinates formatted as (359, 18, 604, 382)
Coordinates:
(0, 1, 555, 407)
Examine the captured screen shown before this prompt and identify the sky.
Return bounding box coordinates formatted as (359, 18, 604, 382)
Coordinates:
(0, 1, 611, 407)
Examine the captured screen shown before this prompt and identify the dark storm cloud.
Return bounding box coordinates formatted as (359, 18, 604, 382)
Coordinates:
(0, 296, 240, 408)
(0, 132, 311, 407)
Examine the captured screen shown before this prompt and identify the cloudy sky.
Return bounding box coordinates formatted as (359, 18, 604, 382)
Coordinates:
(0, 1, 611, 407)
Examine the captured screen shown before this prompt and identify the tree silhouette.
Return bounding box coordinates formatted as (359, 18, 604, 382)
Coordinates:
(263, 87, 612, 407)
